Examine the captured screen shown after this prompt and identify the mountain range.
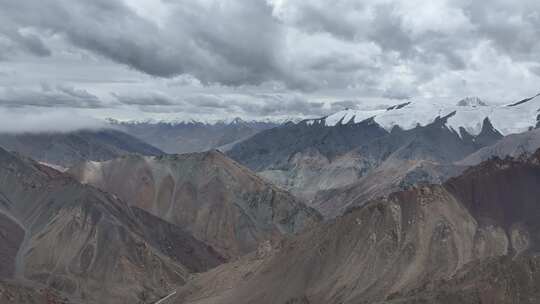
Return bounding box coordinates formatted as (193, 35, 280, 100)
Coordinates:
(1, 94, 540, 304)
(109, 118, 280, 154)
(228, 95, 540, 217)
(169, 149, 540, 304)
(68, 151, 320, 258)
(0, 129, 164, 168)
(0, 147, 223, 304)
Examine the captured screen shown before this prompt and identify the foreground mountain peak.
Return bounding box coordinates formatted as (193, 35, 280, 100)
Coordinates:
(0, 147, 224, 304)
(69, 151, 321, 258)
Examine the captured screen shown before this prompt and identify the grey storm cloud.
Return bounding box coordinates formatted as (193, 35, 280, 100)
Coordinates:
(135, 92, 328, 117)
(328, 100, 361, 111)
(0, 108, 107, 133)
(113, 92, 177, 106)
(279, 0, 540, 66)
(183, 93, 327, 116)
(0, 0, 539, 123)
(0, 85, 104, 108)
(0, 0, 292, 86)
(185, 95, 230, 109)
(225, 94, 326, 117)
(255, 95, 325, 116)
(531, 66, 540, 77)
(4, 0, 537, 89)
(0, 30, 51, 57)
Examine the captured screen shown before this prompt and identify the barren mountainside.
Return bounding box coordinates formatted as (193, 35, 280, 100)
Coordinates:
(233, 113, 501, 217)
(3, 1, 540, 303)
(458, 127, 540, 166)
(0, 147, 223, 304)
(169, 150, 540, 304)
(69, 150, 321, 258)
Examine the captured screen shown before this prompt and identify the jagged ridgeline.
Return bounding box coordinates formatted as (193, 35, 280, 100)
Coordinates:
(68, 151, 321, 259)
(0, 147, 223, 304)
(170, 149, 540, 304)
(228, 95, 540, 218)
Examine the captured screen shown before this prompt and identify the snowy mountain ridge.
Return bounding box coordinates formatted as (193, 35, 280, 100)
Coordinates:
(106, 116, 301, 127)
(304, 94, 540, 136)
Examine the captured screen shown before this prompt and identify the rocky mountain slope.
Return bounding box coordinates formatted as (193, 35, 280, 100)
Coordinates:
(69, 151, 321, 258)
(0, 147, 223, 304)
(0, 129, 164, 168)
(311, 158, 466, 218)
(230, 106, 503, 212)
(0, 279, 77, 304)
(382, 255, 540, 304)
(309, 115, 540, 219)
(111, 118, 279, 154)
(459, 127, 540, 166)
(169, 149, 540, 304)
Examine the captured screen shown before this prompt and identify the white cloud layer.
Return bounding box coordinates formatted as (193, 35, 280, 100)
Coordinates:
(0, 0, 539, 128)
(0, 108, 107, 133)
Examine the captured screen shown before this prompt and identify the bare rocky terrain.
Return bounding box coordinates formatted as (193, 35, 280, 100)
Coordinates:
(235, 115, 500, 218)
(1, 114, 539, 304)
(381, 255, 540, 304)
(0, 279, 77, 304)
(0, 147, 224, 304)
(69, 150, 321, 259)
(168, 150, 540, 304)
(311, 158, 466, 218)
(458, 127, 540, 166)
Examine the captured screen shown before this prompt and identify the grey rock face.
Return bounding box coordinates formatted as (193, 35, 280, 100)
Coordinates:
(0, 212, 24, 279)
(0, 280, 78, 304)
(69, 150, 321, 259)
(230, 115, 501, 217)
(383, 255, 540, 304)
(0, 147, 223, 304)
(458, 128, 540, 166)
(0, 129, 164, 168)
(228, 118, 388, 172)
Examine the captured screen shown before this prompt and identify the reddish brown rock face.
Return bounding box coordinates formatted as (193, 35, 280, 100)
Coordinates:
(445, 155, 540, 253)
(69, 151, 321, 258)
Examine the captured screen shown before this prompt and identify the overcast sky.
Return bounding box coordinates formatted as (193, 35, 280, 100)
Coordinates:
(1, 0, 540, 131)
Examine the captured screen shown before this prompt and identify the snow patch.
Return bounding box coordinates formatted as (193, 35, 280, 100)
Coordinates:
(302, 95, 540, 136)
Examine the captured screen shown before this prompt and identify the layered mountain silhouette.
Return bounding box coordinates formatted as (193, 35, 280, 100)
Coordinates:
(229, 111, 503, 215)
(110, 118, 280, 154)
(228, 95, 540, 216)
(169, 149, 540, 304)
(0, 129, 164, 168)
(1, 95, 540, 304)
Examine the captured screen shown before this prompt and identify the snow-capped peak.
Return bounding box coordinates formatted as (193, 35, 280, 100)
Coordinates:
(303, 94, 540, 136)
